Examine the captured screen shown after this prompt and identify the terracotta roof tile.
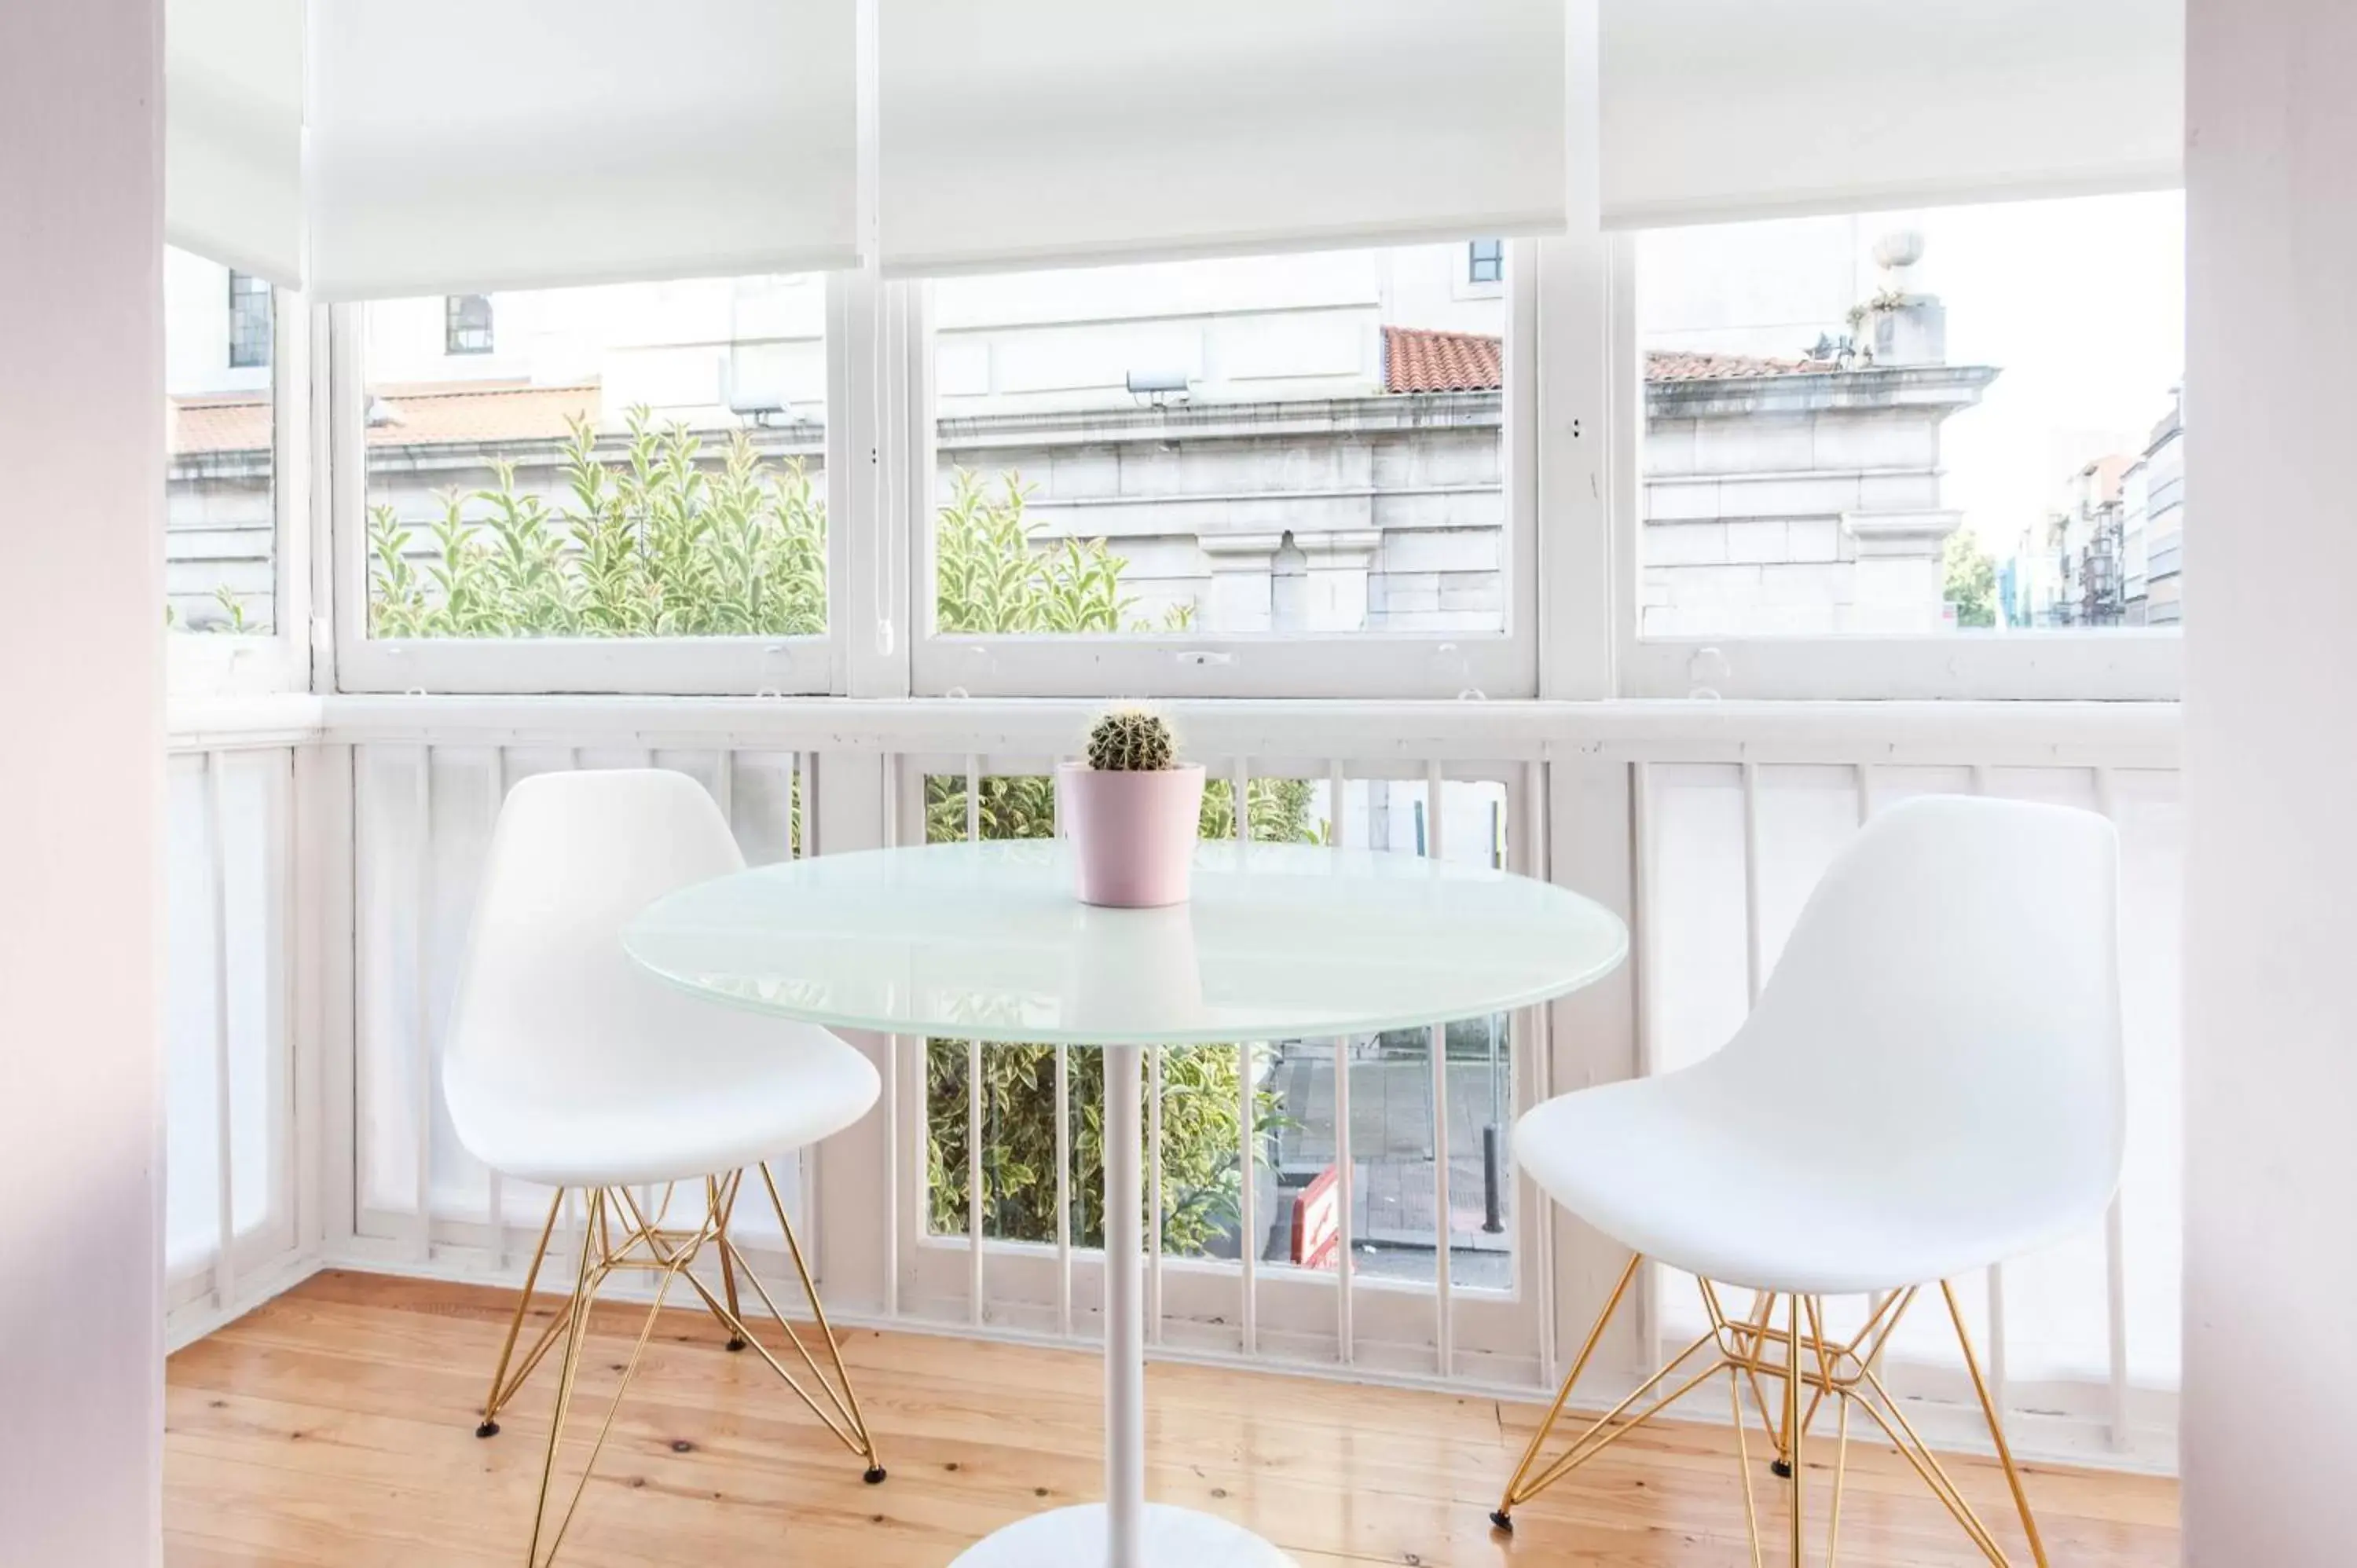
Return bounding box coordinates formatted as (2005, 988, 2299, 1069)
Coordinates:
(169, 380, 602, 456)
(361, 381, 600, 449)
(1379, 328, 1839, 396)
(1382, 325, 1502, 394)
(1644, 349, 1838, 382)
(167, 392, 271, 457)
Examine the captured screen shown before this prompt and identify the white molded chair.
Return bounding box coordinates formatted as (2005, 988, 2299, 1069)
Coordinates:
(444, 769, 884, 1566)
(1494, 795, 2121, 1566)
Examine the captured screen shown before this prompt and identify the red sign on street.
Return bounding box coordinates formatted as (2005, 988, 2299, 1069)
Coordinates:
(1291, 1165, 1341, 1271)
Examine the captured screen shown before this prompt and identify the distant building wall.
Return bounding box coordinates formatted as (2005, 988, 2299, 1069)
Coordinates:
(1642, 361, 1997, 636)
(2142, 394, 2185, 626)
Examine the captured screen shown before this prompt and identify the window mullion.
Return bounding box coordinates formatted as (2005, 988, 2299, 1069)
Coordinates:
(838, 269, 918, 700)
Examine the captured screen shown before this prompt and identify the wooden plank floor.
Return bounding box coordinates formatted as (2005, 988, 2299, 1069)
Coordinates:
(165, 1271, 2178, 1566)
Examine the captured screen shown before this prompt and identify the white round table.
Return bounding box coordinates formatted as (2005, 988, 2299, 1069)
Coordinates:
(624, 839, 1628, 1568)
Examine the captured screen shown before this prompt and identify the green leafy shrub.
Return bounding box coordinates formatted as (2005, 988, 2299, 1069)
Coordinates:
(368, 409, 825, 639)
(365, 413, 1314, 1255)
(922, 771, 1314, 1253)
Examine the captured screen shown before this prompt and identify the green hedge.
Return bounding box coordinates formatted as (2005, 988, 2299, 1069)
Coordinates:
(366, 413, 1314, 1256)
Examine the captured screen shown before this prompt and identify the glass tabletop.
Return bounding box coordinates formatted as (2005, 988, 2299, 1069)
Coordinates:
(623, 840, 1627, 1046)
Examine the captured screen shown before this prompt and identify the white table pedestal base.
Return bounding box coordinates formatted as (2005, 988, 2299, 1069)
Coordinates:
(948, 1047, 1295, 1568)
(948, 1504, 1295, 1566)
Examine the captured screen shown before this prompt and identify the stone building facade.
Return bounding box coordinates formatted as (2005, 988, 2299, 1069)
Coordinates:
(1641, 350, 1998, 636)
(164, 242, 2000, 642)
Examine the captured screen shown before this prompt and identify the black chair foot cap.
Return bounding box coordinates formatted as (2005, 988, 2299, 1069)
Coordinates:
(1770, 1457, 1793, 1478)
(475, 1421, 500, 1439)
(863, 1467, 888, 1486)
(1489, 1510, 1514, 1533)
(725, 1336, 746, 1352)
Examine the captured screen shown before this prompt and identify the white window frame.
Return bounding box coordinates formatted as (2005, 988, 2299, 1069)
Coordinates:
(169, 280, 315, 701)
(1604, 225, 2185, 702)
(907, 240, 1542, 701)
(329, 279, 857, 697)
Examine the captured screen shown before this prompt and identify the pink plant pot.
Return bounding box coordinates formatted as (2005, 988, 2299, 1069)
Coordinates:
(1056, 761, 1205, 907)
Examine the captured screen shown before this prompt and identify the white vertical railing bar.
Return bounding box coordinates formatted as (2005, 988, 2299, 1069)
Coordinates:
(1519, 759, 1553, 1379)
(203, 752, 237, 1310)
(629, 749, 658, 1230)
(1050, 755, 1074, 1336)
(1329, 760, 1355, 1367)
(1426, 759, 1453, 1378)
(280, 746, 309, 1261)
(412, 746, 434, 1263)
(1967, 764, 2008, 1412)
(484, 747, 506, 1271)
(1148, 1044, 1164, 1346)
(1055, 1042, 1073, 1338)
(965, 754, 984, 1326)
(1739, 760, 1764, 1007)
(1853, 762, 1895, 1361)
(798, 751, 826, 1281)
(882, 753, 901, 1316)
(2095, 765, 2131, 1449)
(1233, 757, 1257, 1356)
(797, 746, 819, 859)
(1630, 760, 1662, 1371)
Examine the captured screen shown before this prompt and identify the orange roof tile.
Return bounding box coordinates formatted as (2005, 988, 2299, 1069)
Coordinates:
(170, 380, 602, 456)
(1382, 326, 1503, 394)
(167, 392, 271, 457)
(1380, 328, 1838, 396)
(1644, 349, 1838, 382)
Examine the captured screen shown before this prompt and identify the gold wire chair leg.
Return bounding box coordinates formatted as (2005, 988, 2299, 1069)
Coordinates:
(1703, 1280, 1791, 1471)
(1802, 1297, 1849, 1568)
(1513, 1331, 1729, 1502)
(759, 1161, 885, 1479)
(612, 1175, 885, 1479)
(478, 1189, 567, 1437)
(1847, 1368, 2011, 1567)
(1728, 1355, 1767, 1568)
(1490, 1251, 1643, 1530)
(713, 1171, 749, 1350)
(526, 1187, 700, 1568)
(526, 1189, 609, 1568)
(1942, 1280, 2051, 1568)
(1786, 1292, 1805, 1568)
(1825, 1394, 1852, 1568)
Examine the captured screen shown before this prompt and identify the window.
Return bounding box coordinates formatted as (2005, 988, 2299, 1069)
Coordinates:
(1467, 239, 1504, 285)
(444, 293, 495, 355)
(227, 271, 273, 369)
(167, 247, 274, 634)
(1633, 191, 2186, 642)
(359, 274, 829, 653)
(922, 239, 1533, 698)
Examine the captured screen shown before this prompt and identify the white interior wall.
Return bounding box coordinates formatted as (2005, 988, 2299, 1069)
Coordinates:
(0, 0, 167, 1562)
(2183, 0, 2357, 1561)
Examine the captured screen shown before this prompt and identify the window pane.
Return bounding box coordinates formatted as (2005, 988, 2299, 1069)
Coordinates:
(166, 247, 275, 634)
(931, 242, 1508, 639)
(361, 274, 828, 640)
(227, 272, 272, 370)
(1636, 191, 2185, 636)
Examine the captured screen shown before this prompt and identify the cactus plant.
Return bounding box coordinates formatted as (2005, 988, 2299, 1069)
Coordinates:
(1086, 707, 1176, 771)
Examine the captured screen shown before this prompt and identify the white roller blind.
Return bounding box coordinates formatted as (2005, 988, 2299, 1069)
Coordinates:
(307, 1, 858, 301)
(879, 1, 1568, 277)
(166, 0, 304, 287)
(1602, 0, 2185, 229)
